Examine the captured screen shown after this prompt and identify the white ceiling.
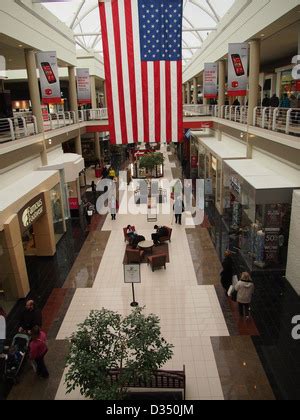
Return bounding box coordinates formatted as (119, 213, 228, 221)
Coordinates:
(44, 0, 236, 66)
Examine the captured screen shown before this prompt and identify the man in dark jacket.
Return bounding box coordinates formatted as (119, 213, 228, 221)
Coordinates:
(220, 251, 234, 293)
(152, 226, 169, 246)
(173, 197, 185, 225)
(19, 300, 42, 334)
(270, 94, 279, 108)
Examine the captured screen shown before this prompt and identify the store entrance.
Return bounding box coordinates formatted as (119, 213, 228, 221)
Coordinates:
(22, 226, 36, 256)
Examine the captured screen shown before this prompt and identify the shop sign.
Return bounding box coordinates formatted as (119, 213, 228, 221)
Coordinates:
(228, 43, 249, 97)
(230, 176, 241, 195)
(36, 51, 61, 104)
(19, 194, 46, 234)
(204, 63, 218, 99)
(264, 228, 280, 263)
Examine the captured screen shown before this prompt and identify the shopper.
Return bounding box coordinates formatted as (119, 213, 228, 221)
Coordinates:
(152, 225, 168, 246)
(280, 93, 290, 108)
(220, 250, 234, 293)
(235, 272, 254, 319)
(173, 196, 185, 225)
(270, 94, 279, 108)
(109, 195, 117, 221)
(29, 326, 49, 378)
(0, 307, 6, 356)
(19, 300, 42, 334)
(262, 94, 270, 107)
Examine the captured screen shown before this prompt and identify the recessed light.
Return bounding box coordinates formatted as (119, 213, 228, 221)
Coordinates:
(260, 34, 265, 37)
(18, 44, 23, 48)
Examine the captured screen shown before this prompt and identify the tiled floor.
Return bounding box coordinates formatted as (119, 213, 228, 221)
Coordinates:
(55, 146, 229, 400)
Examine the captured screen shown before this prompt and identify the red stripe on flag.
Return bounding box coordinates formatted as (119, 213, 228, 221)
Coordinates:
(111, 0, 128, 144)
(141, 61, 149, 143)
(165, 61, 172, 143)
(124, 0, 138, 143)
(177, 60, 183, 143)
(154, 61, 160, 143)
(99, 3, 116, 144)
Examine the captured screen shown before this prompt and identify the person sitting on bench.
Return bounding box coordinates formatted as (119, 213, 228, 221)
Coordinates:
(152, 225, 169, 246)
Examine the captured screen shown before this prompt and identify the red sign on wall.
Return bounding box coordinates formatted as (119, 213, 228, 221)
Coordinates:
(69, 198, 79, 210)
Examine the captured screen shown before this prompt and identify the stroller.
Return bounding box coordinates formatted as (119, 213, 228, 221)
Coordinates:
(4, 334, 30, 383)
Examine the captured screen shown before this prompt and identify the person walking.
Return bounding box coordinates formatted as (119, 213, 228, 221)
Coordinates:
(29, 326, 49, 378)
(173, 196, 185, 225)
(0, 307, 6, 356)
(18, 300, 42, 335)
(235, 272, 254, 319)
(220, 250, 234, 293)
(109, 195, 117, 221)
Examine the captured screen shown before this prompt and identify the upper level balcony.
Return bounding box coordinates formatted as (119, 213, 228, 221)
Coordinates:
(0, 105, 299, 146)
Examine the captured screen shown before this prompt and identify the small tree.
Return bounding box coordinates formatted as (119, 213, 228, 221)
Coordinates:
(139, 152, 164, 178)
(65, 307, 174, 400)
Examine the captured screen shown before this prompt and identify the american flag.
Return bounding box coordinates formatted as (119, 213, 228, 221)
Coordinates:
(99, 0, 183, 145)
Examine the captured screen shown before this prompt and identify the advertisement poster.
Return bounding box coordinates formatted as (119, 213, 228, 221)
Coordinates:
(228, 43, 248, 96)
(265, 204, 282, 227)
(76, 68, 91, 105)
(204, 63, 218, 99)
(36, 51, 61, 104)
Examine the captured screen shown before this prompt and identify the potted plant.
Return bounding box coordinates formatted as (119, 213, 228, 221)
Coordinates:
(138, 152, 164, 179)
(65, 307, 174, 400)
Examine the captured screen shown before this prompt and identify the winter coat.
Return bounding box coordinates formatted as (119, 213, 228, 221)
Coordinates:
(235, 281, 254, 304)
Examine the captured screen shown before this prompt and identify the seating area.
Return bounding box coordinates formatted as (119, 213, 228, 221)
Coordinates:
(147, 254, 167, 272)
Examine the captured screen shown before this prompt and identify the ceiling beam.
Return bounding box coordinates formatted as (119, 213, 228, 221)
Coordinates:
(74, 27, 217, 37)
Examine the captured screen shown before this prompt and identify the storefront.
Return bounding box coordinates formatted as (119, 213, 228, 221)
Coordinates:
(223, 159, 300, 271)
(0, 170, 64, 312)
(276, 65, 300, 100)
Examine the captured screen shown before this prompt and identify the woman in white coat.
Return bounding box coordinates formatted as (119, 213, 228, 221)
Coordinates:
(0, 306, 6, 355)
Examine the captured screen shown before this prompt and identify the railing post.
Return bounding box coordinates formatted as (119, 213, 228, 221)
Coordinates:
(32, 115, 38, 134)
(21, 117, 28, 136)
(286, 108, 292, 135)
(272, 108, 278, 131)
(253, 107, 258, 127)
(8, 118, 15, 141)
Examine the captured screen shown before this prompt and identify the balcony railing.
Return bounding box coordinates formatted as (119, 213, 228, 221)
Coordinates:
(1, 105, 299, 144)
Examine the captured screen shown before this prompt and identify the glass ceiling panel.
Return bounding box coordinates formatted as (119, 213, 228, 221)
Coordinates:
(44, 0, 235, 65)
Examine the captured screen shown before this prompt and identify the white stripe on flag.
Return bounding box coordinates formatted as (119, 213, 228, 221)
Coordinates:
(171, 61, 178, 143)
(148, 62, 155, 143)
(118, 0, 133, 144)
(131, 0, 144, 142)
(105, 3, 122, 144)
(160, 61, 166, 144)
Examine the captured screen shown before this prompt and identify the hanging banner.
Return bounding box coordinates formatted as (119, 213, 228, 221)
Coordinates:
(204, 63, 218, 99)
(228, 43, 248, 96)
(76, 68, 92, 105)
(36, 51, 61, 104)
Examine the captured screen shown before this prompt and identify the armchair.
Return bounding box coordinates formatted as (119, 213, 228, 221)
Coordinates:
(126, 248, 144, 264)
(159, 227, 172, 243)
(147, 254, 167, 272)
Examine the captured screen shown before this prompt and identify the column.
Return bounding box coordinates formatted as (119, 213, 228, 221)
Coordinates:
(276, 71, 281, 99)
(75, 134, 82, 156)
(187, 81, 191, 104)
(103, 80, 107, 107)
(248, 40, 261, 126)
(90, 75, 97, 109)
(24, 49, 43, 133)
(3, 215, 30, 299)
(95, 132, 101, 161)
(68, 66, 78, 122)
(218, 60, 226, 117)
(193, 77, 198, 105)
(33, 192, 56, 257)
(182, 85, 186, 105)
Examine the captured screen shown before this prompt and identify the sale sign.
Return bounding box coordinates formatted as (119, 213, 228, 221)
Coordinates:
(76, 68, 92, 105)
(204, 63, 218, 99)
(36, 51, 61, 104)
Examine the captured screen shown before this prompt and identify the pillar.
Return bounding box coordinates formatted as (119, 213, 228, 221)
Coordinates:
(276, 71, 281, 99)
(68, 66, 78, 122)
(103, 80, 107, 107)
(3, 215, 30, 299)
(90, 75, 97, 109)
(75, 134, 82, 156)
(33, 192, 56, 257)
(248, 40, 261, 126)
(95, 132, 101, 161)
(218, 60, 226, 117)
(182, 85, 186, 105)
(24, 49, 43, 134)
(187, 81, 191, 104)
(193, 77, 198, 105)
